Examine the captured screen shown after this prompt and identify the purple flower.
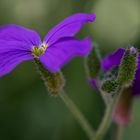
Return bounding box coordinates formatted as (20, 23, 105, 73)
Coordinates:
(92, 48, 140, 126)
(89, 47, 140, 126)
(0, 13, 96, 77)
(101, 48, 140, 96)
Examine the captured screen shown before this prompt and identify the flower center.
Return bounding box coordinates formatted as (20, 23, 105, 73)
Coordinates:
(32, 44, 48, 57)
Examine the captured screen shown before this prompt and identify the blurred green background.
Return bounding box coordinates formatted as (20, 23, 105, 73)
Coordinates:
(0, 0, 140, 140)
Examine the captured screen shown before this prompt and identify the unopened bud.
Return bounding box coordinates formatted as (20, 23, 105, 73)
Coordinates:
(130, 46, 137, 54)
(85, 43, 101, 79)
(117, 47, 138, 87)
(101, 78, 120, 94)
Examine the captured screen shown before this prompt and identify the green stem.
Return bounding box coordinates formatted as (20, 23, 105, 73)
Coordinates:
(94, 96, 118, 140)
(97, 79, 111, 106)
(34, 59, 95, 139)
(115, 125, 122, 140)
(59, 90, 95, 140)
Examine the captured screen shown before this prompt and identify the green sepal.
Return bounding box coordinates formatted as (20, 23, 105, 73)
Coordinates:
(34, 59, 65, 96)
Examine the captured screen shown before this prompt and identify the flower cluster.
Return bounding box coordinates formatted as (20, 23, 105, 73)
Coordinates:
(102, 48, 140, 96)
(90, 47, 140, 126)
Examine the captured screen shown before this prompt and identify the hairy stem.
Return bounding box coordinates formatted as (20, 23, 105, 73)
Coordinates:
(94, 96, 119, 140)
(94, 77, 123, 140)
(34, 59, 95, 140)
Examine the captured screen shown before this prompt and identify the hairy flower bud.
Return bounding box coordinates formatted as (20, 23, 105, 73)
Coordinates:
(85, 43, 101, 79)
(34, 59, 65, 95)
(117, 47, 138, 87)
(101, 78, 120, 94)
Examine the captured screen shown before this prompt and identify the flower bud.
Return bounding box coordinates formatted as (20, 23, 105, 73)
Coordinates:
(117, 47, 138, 87)
(34, 59, 65, 95)
(85, 43, 101, 79)
(101, 78, 120, 94)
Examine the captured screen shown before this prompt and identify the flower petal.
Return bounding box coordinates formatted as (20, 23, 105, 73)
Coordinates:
(0, 25, 41, 77)
(0, 24, 41, 49)
(44, 13, 96, 45)
(40, 37, 91, 73)
(132, 55, 140, 96)
(102, 48, 125, 70)
(0, 40, 34, 77)
(89, 79, 98, 89)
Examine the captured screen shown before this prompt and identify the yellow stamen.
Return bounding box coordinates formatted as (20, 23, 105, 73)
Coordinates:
(32, 44, 48, 57)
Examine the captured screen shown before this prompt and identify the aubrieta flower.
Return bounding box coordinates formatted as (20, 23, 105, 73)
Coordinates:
(91, 48, 140, 126)
(0, 13, 96, 77)
(102, 48, 140, 126)
(102, 48, 140, 97)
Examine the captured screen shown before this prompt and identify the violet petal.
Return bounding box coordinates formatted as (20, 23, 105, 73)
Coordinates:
(0, 50, 33, 77)
(40, 37, 91, 73)
(101, 48, 125, 71)
(0, 40, 34, 77)
(0, 24, 41, 49)
(44, 13, 96, 45)
(132, 55, 140, 96)
(0, 25, 40, 76)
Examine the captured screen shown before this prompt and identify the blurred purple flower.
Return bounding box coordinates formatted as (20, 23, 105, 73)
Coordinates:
(102, 48, 140, 126)
(101, 48, 140, 96)
(90, 48, 140, 126)
(0, 13, 96, 77)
